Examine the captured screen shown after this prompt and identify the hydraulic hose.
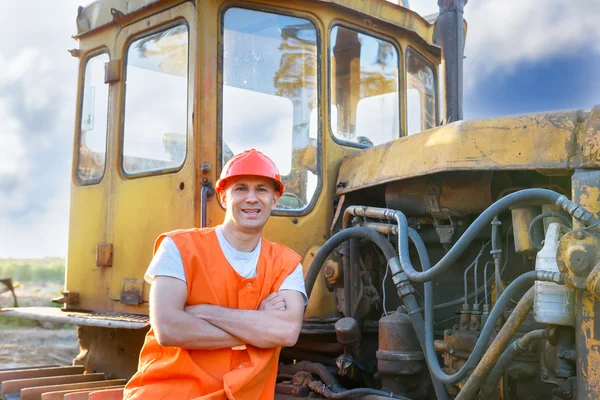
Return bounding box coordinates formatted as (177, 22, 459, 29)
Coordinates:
(528, 211, 572, 251)
(455, 288, 536, 399)
(304, 227, 448, 400)
(406, 228, 449, 400)
(306, 382, 413, 400)
(389, 189, 595, 283)
(421, 258, 561, 385)
(478, 329, 548, 398)
(305, 227, 397, 299)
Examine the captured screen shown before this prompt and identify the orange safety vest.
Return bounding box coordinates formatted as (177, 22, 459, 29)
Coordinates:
(124, 228, 301, 400)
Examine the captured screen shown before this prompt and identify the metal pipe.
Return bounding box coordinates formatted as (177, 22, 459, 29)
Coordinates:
(200, 186, 211, 228)
(305, 227, 398, 299)
(350, 238, 361, 319)
(455, 288, 535, 399)
(483, 261, 493, 305)
(491, 217, 505, 296)
(342, 243, 352, 317)
(479, 329, 548, 398)
(436, 0, 466, 123)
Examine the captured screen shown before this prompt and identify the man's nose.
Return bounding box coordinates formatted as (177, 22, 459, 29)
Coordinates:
(245, 189, 259, 202)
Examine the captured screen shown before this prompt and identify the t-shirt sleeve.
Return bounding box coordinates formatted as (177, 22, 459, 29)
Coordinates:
(144, 237, 187, 284)
(279, 263, 308, 305)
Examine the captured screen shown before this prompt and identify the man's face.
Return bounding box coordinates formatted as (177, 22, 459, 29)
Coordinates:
(220, 175, 280, 233)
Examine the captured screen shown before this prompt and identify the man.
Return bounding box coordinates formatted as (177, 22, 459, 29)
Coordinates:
(124, 149, 306, 399)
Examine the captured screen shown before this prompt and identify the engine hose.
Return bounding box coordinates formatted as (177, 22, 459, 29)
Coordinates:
(303, 227, 449, 400)
(278, 361, 342, 392)
(406, 229, 449, 400)
(455, 288, 535, 400)
(478, 329, 548, 398)
(416, 237, 562, 387)
(394, 189, 596, 283)
(528, 211, 572, 251)
(305, 227, 397, 299)
(306, 382, 413, 400)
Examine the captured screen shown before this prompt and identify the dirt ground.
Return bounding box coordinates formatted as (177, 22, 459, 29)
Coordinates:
(0, 282, 79, 369)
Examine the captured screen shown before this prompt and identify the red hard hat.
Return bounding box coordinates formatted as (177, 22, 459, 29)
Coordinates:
(216, 149, 284, 196)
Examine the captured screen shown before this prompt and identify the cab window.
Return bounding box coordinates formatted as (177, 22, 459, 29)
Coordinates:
(77, 52, 109, 183)
(330, 26, 400, 147)
(406, 49, 436, 135)
(122, 24, 189, 175)
(222, 8, 319, 211)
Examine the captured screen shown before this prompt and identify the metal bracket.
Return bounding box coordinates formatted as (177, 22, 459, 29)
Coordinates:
(104, 59, 121, 83)
(120, 279, 144, 305)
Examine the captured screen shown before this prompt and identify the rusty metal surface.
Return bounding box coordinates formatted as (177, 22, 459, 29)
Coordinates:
(557, 229, 600, 289)
(337, 109, 590, 195)
(76, 0, 437, 50)
(511, 206, 542, 255)
(385, 171, 509, 217)
(96, 244, 113, 267)
(581, 106, 600, 167)
(0, 307, 149, 329)
(571, 169, 600, 399)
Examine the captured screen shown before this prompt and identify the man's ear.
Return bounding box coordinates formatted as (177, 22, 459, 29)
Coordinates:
(220, 190, 227, 208)
(272, 192, 280, 207)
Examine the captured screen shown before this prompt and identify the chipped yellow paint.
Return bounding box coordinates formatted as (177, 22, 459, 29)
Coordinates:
(577, 291, 600, 396)
(337, 110, 588, 195)
(572, 170, 600, 398)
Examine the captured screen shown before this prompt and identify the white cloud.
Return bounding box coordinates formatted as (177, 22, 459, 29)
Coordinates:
(0, 100, 27, 179)
(464, 0, 600, 92)
(0, 1, 81, 258)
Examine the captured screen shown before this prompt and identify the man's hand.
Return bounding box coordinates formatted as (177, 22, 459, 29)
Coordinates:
(259, 292, 286, 311)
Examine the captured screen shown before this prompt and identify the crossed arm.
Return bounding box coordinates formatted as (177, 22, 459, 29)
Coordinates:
(150, 276, 304, 350)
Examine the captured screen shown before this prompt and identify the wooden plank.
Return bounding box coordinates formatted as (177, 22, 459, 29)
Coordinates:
(0, 367, 85, 386)
(61, 385, 125, 400)
(0, 366, 58, 373)
(40, 382, 126, 400)
(2, 373, 104, 396)
(88, 388, 124, 400)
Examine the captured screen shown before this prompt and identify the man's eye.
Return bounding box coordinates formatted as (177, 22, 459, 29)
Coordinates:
(235, 187, 246, 191)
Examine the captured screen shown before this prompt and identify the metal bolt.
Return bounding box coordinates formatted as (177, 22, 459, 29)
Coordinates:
(201, 162, 211, 174)
(575, 231, 585, 240)
(324, 265, 335, 278)
(569, 248, 591, 273)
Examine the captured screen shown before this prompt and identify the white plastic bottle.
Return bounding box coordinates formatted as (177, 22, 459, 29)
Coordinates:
(534, 222, 575, 326)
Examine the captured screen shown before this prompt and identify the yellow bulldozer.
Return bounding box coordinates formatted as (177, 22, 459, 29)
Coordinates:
(2, 0, 600, 399)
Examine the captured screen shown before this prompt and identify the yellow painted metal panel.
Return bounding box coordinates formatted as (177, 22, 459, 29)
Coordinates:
(336, 110, 586, 195)
(107, 2, 197, 306)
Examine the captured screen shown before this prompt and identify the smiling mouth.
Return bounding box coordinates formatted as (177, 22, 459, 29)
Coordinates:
(242, 209, 261, 215)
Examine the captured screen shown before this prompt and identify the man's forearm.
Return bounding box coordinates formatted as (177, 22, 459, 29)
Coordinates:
(188, 305, 297, 348)
(154, 308, 245, 350)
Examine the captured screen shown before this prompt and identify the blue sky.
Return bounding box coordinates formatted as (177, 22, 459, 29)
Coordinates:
(0, 0, 598, 258)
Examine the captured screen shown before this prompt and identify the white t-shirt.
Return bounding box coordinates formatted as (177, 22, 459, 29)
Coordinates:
(145, 226, 307, 303)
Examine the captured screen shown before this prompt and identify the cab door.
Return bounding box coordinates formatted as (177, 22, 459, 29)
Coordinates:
(108, 2, 197, 310)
